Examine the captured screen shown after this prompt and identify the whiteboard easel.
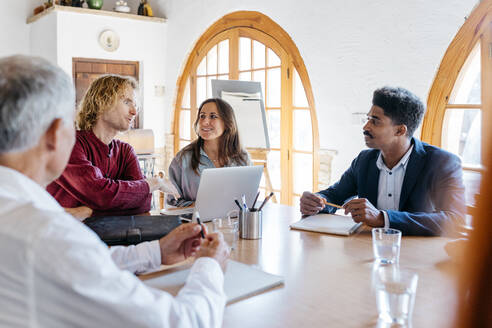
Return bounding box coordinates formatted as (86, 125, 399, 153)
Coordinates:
(212, 80, 277, 203)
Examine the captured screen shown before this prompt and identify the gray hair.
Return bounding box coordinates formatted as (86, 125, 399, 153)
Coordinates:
(0, 55, 75, 153)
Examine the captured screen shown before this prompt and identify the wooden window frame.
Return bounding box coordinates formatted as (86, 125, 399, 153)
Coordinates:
(172, 11, 320, 204)
(422, 0, 492, 212)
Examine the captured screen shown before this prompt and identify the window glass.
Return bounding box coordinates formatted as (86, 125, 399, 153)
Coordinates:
(293, 110, 312, 151)
(267, 109, 281, 149)
(449, 43, 481, 104)
(182, 78, 190, 109)
(267, 68, 281, 107)
(253, 40, 266, 69)
(218, 40, 229, 74)
(293, 69, 309, 107)
(196, 77, 206, 105)
(267, 48, 281, 67)
(442, 108, 481, 165)
(207, 45, 217, 75)
(197, 57, 206, 76)
(239, 37, 251, 71)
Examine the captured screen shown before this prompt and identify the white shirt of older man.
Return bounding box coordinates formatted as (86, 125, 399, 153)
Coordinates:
(0, 165, 225, 328)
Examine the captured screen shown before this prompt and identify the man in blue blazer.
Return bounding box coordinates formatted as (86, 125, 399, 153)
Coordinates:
(300, 87, 465, 236)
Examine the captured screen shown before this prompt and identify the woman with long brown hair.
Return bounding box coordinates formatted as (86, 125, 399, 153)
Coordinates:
(168, 98, 251, 203)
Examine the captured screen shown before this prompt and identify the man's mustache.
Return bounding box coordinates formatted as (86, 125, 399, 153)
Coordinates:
(363, 131, 373, 138)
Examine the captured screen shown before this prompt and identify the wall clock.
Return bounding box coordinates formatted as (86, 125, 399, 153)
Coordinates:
(98, 29, 120, 52)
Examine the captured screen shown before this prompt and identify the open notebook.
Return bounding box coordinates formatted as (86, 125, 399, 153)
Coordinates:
(144, 260, 284, 304)
(290, 213, 362, 236)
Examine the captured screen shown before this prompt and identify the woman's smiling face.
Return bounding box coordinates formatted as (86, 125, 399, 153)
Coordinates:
(197, 101, 225, 141)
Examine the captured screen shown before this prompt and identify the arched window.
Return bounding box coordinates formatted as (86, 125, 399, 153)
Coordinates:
(422, 1, 492, 212)
(173, 11, 319, 206)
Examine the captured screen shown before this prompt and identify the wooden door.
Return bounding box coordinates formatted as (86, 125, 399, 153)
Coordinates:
(72, 58, 140, 128)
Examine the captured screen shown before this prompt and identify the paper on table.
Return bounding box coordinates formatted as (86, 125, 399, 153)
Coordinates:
(144, 260, 284, 304)
(290, 213, 362, 236)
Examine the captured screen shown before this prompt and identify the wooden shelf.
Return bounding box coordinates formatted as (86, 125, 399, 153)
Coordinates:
(27, 5, 166, 24)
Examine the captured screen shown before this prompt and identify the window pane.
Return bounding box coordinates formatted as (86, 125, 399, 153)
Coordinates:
(218, 74, 229, 80)
(293, 153, 312, 194)
(197, 77, 206, 106)
(197, 57, 206, 76)
(267, 68, 281, 107)
(179, 109, 190, 140)
(267, 150, 281, 190)
(293, 110, 312, 151)
(218, 39, 229, 74)
(182, 77, 190, 109)
(293, 69, 309, 107)
(442, 108, 481, 165)
(267, 48, 280, 67)
(449, 43, 481, 104)
(207, 45, 217, 75)
(253, 70, 266, 100)
(253, 40, 265, 69)
(463, 170, 481, 207)
(267, 109, 281, 148)
(239, 37, 251, 71)
(179, 140, 190, 151)
(207, 76, 213, 99)
(239, 71, 251, 81)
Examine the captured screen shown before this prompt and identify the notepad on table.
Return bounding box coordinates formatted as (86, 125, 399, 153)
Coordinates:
(290, 213, 362, 236)
(144, 260, 284, 304)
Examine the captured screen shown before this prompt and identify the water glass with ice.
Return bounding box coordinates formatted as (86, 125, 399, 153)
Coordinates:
(374, 266, 418, 326)
(372, 228, 402, 264)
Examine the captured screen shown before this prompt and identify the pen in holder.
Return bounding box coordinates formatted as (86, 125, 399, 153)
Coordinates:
(239, 208, 262, 239)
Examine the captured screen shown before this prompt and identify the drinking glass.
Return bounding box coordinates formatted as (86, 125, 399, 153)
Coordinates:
(212, 215, 239, 250)
(372, 228, 402, 264)
(374, 266, 419, 326)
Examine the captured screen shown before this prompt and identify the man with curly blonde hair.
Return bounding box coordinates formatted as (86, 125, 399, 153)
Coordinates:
(47, 74, 178, 219)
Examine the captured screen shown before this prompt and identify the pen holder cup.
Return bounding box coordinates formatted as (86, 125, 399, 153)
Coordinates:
(239, 209, 262, 239)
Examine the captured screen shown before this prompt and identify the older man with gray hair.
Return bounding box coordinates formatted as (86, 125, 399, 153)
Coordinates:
(0, 55, 229, 327)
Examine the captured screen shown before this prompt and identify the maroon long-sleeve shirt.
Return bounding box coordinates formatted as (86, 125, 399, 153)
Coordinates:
(47, 130, 151, 216)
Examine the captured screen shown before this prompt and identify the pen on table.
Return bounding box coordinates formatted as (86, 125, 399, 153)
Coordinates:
(234, 198, 243, 211)
(258, 192, 274, 211)
(251, 191, 260, 210)
(195, 212, 205, 239)
(321, 198, 343, 209)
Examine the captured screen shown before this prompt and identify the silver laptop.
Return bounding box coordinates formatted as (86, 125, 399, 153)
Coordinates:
(161, 166, 263, 222)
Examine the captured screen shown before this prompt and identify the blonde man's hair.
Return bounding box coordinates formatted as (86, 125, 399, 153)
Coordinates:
(76, 74, 138, 131)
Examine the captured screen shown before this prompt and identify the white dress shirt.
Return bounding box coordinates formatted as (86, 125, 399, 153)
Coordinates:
(376, 145, 413, 228)
(0, 165, 225, 328)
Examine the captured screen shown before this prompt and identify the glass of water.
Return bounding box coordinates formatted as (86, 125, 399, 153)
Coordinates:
(372, 228, 402, 264)
(374, 266, 419, 326)
(212, 216, 239, 250)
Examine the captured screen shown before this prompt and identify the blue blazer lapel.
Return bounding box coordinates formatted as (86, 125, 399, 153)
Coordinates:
(399, 138, 426, 209)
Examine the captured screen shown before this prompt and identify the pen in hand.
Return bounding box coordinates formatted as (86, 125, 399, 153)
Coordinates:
(195, 212, 205, 239)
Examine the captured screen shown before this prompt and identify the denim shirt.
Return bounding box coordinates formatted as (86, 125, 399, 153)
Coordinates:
(168, 147, 251, 202)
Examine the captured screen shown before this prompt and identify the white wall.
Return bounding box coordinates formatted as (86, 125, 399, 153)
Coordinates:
(29, 9, 168, 147)
(0, 0, 40, 57)
(162, 0, 478, 181)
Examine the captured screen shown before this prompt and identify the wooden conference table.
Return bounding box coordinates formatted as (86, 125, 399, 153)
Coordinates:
(143, 204, 458, 328)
